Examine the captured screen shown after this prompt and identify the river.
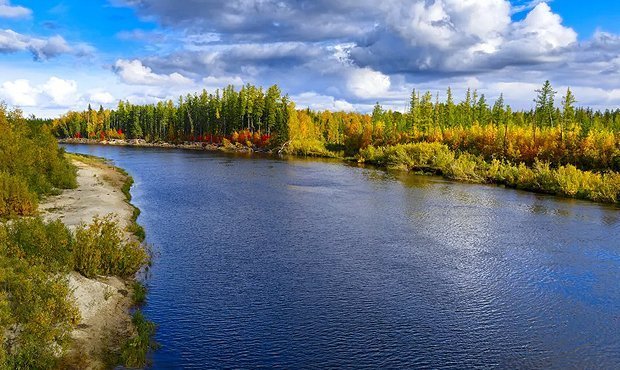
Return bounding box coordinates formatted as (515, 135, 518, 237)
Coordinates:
(63, 144, 620, 369)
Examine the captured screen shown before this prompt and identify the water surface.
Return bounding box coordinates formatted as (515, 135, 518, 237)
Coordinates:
(64, 144, 620, 369)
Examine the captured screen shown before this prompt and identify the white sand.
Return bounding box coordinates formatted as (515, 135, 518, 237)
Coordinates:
(40, 159, 133, 230)
(40, 158, 137, 368)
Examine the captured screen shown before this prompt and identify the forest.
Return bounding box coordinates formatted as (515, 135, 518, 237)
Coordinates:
(48, 81, 620, 203)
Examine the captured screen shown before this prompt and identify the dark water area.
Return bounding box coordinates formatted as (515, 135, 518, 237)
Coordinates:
(63, 144, 620, 369)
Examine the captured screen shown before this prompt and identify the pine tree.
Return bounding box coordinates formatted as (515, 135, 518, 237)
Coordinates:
(534, 80, 557, 129)
(492, 93, 505, 126)
(561, 87, 576, 140)
(445, 87, 455, 127)
(476, 94, 488, 124)
(409, 89, 420, 131)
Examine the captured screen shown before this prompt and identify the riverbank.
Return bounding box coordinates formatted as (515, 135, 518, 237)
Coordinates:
(61, 139, 620, 206)
(39, 154, 148, 369)
(59, 137, 270, 154)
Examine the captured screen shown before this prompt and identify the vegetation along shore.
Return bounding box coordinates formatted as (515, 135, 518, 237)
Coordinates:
(0, 105, 155, 368)
(45, 81, 620, 205)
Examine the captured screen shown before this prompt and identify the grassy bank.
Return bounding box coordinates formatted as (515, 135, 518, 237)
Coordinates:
(359, 142, 620, 204)
(62, 137, 620, 205)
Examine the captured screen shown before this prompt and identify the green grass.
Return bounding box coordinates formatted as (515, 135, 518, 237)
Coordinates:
(131, 281, 148, 306)
(120, 310, 158, 368)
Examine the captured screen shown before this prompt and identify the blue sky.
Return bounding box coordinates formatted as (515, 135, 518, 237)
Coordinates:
(1, 0, 620, 117)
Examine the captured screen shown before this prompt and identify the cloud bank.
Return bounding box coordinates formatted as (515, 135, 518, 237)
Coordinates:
(2, 0, 620, 116)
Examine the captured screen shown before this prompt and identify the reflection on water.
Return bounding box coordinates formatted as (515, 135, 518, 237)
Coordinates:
(64, 144, 620, 369)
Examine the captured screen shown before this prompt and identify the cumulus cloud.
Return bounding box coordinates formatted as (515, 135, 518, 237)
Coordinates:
(506, 3, 577, 55)
(0, 0, 31, 19)
(0, 29, 91, 60)
(292, 92, 355, 112)
(0, 77, 81, 108)
(351, 1, 579, 75)
(113, 0, 584, 80)
(347, 68, 391, 98)
(42, 77, 79, 106)
(114, 59, 193, 86)
(89, 91, 115, 105)
(0, 79, 38, 106)
(382, 0, 511, 51)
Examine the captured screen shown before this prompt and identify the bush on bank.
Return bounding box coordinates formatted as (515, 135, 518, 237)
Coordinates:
(359, 142, 620, 204)
(0, 215, 150, 368)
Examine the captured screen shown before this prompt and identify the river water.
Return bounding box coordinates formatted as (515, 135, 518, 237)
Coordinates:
(63, 144, 620, 369)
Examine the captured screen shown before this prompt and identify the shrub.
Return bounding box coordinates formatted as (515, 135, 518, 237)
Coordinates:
(5, 217, 73, 270)
(73, 215, 148, 278)
(359, 142, 454, 172)
(0, 108, 77, 205)
(532, 160, 557, 193)
(286, 139, 334, 157)
(0, 172, 37, 218)
(132, 281, 147, 306)
(0, 257, 79, 369)
(443, 153, 487, 183)
(554, 164, 582, 197)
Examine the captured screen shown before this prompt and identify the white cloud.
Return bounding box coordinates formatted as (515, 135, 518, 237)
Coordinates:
(114, 59, 193, 86)
(89, 91, 115, 105)
(0, 79, 38, 106)
(509, 3, 577, 52)
(383, 0, 510, 51)
(292, 92, 355, 112)
(347, 67, 391, 98)
(511, 0, 550, 14)
(41, 77, 79, 106)
(202, 75, 244, 88)
(0, 77, 81, 108)
(0, 0, 31, 19)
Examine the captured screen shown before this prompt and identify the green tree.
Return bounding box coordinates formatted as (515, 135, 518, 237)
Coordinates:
(534, 80, 557, 129)
(561, 87, 576, 139)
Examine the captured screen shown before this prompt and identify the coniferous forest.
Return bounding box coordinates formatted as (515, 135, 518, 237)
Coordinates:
(48, 81, 620, 204)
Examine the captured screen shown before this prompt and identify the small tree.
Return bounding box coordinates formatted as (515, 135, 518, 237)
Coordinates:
(560, 87, 577, 141)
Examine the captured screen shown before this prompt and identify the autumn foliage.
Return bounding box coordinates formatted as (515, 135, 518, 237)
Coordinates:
(45, 81, 620, 202)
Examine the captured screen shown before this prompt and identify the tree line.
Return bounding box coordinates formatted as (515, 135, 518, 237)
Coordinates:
(53, 84, 290, 146)
(50, 81, 620, 171)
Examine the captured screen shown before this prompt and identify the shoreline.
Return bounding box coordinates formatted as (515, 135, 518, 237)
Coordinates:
(59, 137, 271, 155)
(60, 138, 620, 207)
(39, 154, 148, 368)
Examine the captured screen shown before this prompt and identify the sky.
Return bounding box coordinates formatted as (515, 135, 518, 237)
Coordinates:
(1, 0, 620, 117)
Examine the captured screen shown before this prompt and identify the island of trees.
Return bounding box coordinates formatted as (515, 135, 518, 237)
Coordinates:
(47, 81, 620, 204)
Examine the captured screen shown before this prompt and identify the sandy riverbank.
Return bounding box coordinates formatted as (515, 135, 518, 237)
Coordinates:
(39, 156, 140, 369)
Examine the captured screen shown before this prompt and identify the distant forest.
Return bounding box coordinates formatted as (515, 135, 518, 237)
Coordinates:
(46, 81, 619, 173)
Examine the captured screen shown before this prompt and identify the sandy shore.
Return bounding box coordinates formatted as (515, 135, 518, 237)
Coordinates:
(40, 156, 138, 369)
(40, 159, 133, 230)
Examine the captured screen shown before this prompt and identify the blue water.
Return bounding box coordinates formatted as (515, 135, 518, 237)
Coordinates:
(64, 144, 620, 369)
